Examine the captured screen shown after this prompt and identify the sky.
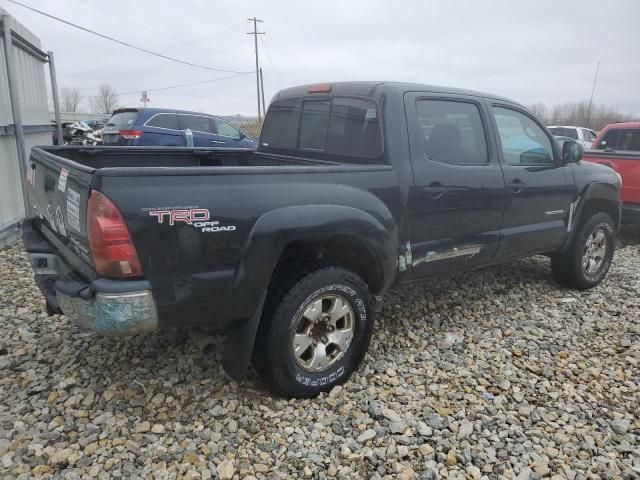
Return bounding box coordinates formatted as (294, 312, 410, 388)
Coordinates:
(3, 0, 639, 117)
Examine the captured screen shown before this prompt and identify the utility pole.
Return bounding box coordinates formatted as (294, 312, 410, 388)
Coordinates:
(247, 17, 264, 123)
(585, 61, 600, 129)
(259, 67, 266, 116)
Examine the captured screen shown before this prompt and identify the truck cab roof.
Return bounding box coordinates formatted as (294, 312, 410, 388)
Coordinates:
(273, 81, 519, 105)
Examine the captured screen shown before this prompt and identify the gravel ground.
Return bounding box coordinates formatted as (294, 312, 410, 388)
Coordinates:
(1, 227, 638, 480)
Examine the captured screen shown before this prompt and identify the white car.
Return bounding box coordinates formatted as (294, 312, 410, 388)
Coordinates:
(547, 126, 598, 148)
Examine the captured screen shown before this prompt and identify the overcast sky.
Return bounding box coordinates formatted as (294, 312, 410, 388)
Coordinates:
(4, 0, 640, 116)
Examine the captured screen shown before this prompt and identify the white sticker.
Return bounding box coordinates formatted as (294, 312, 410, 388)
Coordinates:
(58, 168, 69, 192)
(46, 205, 58, 233)
(66, 188, 81, 232)
(55, 206, 67, 237)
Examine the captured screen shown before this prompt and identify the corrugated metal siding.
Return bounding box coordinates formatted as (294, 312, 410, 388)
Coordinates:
(0, 7, 51, 247)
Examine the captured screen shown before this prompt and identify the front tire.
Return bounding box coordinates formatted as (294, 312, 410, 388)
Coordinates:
(254, 266, 374, 398)
(551, 212, 615, 290)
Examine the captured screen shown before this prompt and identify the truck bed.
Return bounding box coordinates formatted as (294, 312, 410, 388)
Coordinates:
(33, 145, 337, 171)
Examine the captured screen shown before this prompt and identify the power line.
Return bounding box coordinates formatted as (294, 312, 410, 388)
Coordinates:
(76, 0, 240, 56)
(194, 0, 242, 28)
(7, 0, 251, 74)
(85, 71, 253, 98)
(260, 36, 282, 89)
(169, 0, 241, 34)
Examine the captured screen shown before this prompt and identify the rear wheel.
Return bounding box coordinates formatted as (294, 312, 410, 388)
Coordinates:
(551, 212, 615, 290)
(254, 266, 374, 398)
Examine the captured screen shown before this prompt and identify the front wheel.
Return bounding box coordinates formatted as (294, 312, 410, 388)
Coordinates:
(254, 266, 374, 398)
(551, 212, 616, 290)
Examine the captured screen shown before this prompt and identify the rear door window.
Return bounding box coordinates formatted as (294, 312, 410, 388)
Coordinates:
(179, 115, 215, 134)
(107, 111, 139, 127)
(416, 99, 488, 165)
(146, 113, 179, 130)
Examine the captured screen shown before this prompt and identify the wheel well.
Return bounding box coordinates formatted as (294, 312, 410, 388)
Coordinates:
(580, 198, 620, 228)
(272, 236, 383, 293)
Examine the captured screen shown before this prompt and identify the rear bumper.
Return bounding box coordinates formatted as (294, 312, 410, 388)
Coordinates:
(622, 203, 640, 224)
(24, 222, 158, 336)
(56, 286, 158, 336)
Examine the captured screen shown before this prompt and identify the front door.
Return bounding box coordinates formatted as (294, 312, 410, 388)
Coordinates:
(405, 93, 506, 278)
(489, 104, 576, 259)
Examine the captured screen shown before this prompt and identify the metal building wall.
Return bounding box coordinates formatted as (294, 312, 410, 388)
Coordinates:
(0, 6, 51, 247)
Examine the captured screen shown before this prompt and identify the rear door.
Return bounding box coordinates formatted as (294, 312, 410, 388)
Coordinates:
(178, 114, 219, 147)
(489, 104, 575, 259)
(102, 109, 140, 145)
(405, 93, 506, 278)
(142, 112, 184, 146)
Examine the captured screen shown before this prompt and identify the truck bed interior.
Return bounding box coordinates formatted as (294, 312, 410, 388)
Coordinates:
(37, 146, 335, 169)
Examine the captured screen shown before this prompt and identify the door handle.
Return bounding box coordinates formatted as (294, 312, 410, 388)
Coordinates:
(210, 140, 226, 144)
(507, 179, 525, 194)
(422, 185, 448, 199)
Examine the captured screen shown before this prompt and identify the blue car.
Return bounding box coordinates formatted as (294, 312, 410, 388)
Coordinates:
(101, 108, 258, 149)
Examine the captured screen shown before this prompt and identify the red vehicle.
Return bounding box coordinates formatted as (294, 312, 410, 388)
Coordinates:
(584, 122, 640, 223)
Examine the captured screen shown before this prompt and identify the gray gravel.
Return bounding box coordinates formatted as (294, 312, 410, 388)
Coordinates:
(1, 226, 639, 479)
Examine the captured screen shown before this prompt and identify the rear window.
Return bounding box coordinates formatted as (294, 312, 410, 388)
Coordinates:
(107, 111, 139, 127)
(260, 96, 383, 161)
(300, 100, 330, 151)
(548, 127, 578, 139)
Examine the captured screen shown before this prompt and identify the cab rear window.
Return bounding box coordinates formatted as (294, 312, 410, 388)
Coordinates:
(260, 96, 383, 161)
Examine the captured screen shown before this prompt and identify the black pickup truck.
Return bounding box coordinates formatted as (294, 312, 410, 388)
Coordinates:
(23, 82, 621, 398)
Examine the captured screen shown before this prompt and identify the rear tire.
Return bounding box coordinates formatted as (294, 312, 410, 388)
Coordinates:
(551, 212, 615, 290)
(254, 266, 374, 398)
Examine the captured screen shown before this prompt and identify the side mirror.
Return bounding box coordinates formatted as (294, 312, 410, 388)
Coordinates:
(562, 139, 583, 163)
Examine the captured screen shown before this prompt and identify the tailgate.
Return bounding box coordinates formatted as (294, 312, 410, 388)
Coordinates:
(26, 147, 96, 281)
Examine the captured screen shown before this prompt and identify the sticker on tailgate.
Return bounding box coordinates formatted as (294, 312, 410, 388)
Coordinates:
(66, 188, 81, 232)
(55, 206, 67, 237)
(58, 168, 69, 192)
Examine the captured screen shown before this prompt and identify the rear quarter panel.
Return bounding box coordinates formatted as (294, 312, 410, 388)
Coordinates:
(97, 166, 402, 329)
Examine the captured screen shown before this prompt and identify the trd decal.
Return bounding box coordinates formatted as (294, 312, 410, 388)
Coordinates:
(148, 208, 210, 225)
(144, 207, 236, 233)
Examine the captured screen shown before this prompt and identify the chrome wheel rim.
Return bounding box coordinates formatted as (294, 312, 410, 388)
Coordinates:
(582, 228, 607, 275)
(291, 294, 355, 372)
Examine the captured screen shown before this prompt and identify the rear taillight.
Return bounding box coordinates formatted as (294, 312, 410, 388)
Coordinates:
(87, 190, 143, 278)
(119, 130, 143, 139)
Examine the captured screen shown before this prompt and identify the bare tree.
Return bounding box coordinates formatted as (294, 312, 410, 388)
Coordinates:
(528, 102, 548, 123)
(90, 83, 119, 114)
(60, 86, 83, 112)
(528, 100, 635, 130)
